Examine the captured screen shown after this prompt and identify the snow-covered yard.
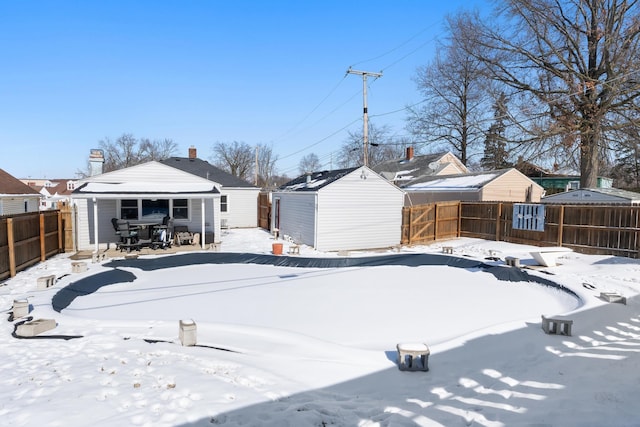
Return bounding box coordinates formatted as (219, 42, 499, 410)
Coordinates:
(1, 228, 639, 426)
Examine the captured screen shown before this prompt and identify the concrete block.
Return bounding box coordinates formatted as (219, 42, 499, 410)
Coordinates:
(71, 261, 87, 273)
(442, 246, 453, 254)
(16, 318, 56, 337)
(12, 299, 29, 318)
(397, 342, 430, 371)
(179, 319, 197, 346)
(541, 315, 573, 336)
(37, 275, 56, 290)
(600, 292, 626, 304)
(505, 256, 521, 267)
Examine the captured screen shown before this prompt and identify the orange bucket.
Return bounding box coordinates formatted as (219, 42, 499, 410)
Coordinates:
(272, 242, 283, 255)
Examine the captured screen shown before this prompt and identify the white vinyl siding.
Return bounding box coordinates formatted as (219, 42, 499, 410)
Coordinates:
(272, 167, 404, 252)
(220, 188, 260, 228)
(0, 196, 40, 215)
(273, 193, 316, 246)
(316, 169, 403, 251)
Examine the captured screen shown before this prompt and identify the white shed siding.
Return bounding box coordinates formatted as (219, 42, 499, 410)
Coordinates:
(273, 192, 316, 246)
(316, 169, 403, 251)
(221, 187, 259, 228)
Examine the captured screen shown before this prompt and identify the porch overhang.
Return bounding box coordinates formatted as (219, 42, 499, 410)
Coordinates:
(71, 181, 220, 199)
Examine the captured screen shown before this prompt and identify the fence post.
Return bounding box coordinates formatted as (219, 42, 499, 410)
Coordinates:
(495, 203, 502, 241)
(457, 202, 462, 238)
(57, 210, 63, 251)
(557, 205, 565, 246)
(7, 218, 16, 277)
(39, 213, 46, 262)
(434, 203, 439, 241)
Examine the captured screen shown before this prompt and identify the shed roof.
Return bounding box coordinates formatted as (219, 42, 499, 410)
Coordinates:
(542, 187, 640, 204)
(278, 167, 359, 192)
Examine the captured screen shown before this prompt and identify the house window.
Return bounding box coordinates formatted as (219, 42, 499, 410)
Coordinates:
(120, 199, 138, 219)
(220, 195, 228, 212)
(173, 199, 189, 219)
(142, 199, 169, 220)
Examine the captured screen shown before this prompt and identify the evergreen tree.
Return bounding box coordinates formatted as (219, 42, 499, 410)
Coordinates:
(481, 95, 511, 170)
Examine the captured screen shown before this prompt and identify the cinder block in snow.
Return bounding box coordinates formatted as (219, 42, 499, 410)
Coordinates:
(179, 319, 197, 346)
(71, 261, 87, 273)
(12, 299, 29, 318)
(37, 275, 56, 290)
(16, 318, 56, 337)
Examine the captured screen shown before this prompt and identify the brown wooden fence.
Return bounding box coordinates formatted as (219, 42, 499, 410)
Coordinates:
(0, 210, 65, 280)
(401, 201, 461, 244)
(258, 192, 271, 230)
(403, 201, 640, 258)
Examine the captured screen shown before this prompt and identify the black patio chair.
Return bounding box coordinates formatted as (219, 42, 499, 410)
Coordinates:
(116, 220, 140, 252)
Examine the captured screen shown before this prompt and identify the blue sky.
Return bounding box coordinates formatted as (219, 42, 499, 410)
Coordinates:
(0, 1, 487, 179)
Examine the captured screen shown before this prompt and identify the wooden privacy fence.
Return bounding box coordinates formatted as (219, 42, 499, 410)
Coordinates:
(401, 201, 461, 244)
(403, 201, 640, 258)
(0, 210, 65, 280)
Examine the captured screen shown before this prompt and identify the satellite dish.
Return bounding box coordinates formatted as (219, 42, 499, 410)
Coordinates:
(428, 162, 439, 171)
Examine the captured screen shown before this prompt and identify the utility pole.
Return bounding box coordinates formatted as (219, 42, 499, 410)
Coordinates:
(347, 67, 382, 167)
(254, 145, 259, 186)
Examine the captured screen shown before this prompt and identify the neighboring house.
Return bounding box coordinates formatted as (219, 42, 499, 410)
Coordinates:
(515, 159, 612, 193)
(272, 166, 405, 252)
(22, 178, 78, 210)
(0, 168, 41, 215)
(542, 188, 640, 205)
(372, 148, 468, 186)
(402, 168, 544, 205)
(160, 147, 260, 229)
(71, 161, 221, 252)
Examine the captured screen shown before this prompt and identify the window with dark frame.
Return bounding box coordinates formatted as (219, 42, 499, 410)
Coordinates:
(120, 199, 138, 219)
(220, 195, 228, 212)
(173, 199, 189, 219)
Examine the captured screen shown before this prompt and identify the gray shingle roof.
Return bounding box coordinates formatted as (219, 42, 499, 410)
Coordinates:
(278, 167, 359, 192)
(160, 157, 257, 188)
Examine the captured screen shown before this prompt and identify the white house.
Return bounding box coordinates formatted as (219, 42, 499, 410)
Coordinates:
(71, 161, 222, 252)
(160, 147, 260, 229)
(272, 166, 405, 252)
(0, 168, 41, 215)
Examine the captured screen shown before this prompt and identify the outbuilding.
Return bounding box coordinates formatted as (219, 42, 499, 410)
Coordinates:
(542, 188, 640, 205)
(272, 166, 405, 252)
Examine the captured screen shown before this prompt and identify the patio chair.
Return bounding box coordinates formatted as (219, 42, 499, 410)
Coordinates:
(116, 220, 140, 252)
(151, 216, 173, 249)
(173, 225, 194, 246)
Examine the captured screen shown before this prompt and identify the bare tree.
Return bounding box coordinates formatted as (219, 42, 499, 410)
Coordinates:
(86, 133, 178, 174)
(256, 143, 278, 188)
(338, 124, 407, 168)
(460, 0, 640, 187)
(211, 141, 254, 182)
(298, 153, 322, 174)
(407, 12, 491, 166)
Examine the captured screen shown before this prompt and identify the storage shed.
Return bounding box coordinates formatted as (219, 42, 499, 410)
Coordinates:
(542, 188, 640, 205)
(402, 168, 544, 205)
(272, 166, 405, 252)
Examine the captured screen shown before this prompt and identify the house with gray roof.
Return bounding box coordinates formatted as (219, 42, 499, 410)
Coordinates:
(161, 146, 260, 229)
(372, 148, 468, 186)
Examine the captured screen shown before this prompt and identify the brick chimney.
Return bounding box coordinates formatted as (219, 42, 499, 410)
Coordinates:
(188, 146, 197, 159)
(406, 146, 414, 161)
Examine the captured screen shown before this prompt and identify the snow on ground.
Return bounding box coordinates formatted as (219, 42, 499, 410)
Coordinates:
(1, 228, 639, 427)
